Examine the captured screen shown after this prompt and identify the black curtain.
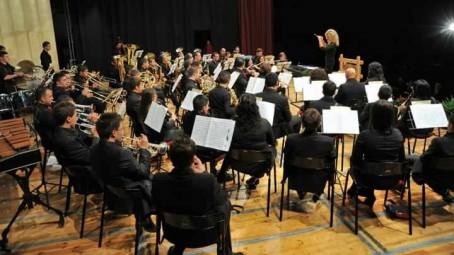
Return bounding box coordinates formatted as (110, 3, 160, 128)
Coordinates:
(52, 0, 239, 73)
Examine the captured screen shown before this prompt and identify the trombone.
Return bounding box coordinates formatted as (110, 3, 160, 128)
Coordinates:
(72, 82, 110, 102)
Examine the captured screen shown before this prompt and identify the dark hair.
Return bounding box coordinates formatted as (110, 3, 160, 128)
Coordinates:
(138, 88, 157, 124)
(367, 62, 386, 82)
(193, 94, 209, 113)
(212, 52, 220, 57)
(310, 68, 328, 82)
(168, 135, 196, 169)
(42, 41, 50, 48)
(216, 70, 230, 84)
(0, 45, 5, 51)
(260, 63, 272, 74)
(234, 57, 245, 68)
(235, 94, 261, 132)
(96, 113, 122, 139)
(378, 85, 392, 100)
(130, 77, 142, 91)
(414, 79, 431, 100)
(52, 71, 66, 83)
(323, 81, 337, 96)
(186, 66, 198, 77)
(184, 53, 193, 60)
(265, 73, 278, 87)
(34, 86, 51, 105)
(371, 100, 395, 132)
(302, 108, 321, 133)
(0, 51, 8, 57)
(77, 65, 88, 74)
(137, 57, 148, 69)
(53, 101, 76, 126)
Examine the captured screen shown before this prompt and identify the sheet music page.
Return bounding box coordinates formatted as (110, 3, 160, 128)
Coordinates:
(144, 102, 168, 132)
(228, 71, 241, 89)
(205, 117, 236, 151)
(181, 89, 202, 111)
(202, 54, 212, 62)
(410, 104, 448, 129)
(330, 106, 351, 111)
(245, 77, 257, 94)
(116, 101, 126, 117)
(311, 80, 326, 86)
(322, 109, 360, 134)
(168, 63, 177, 75)
(191, 115, 211, 147)
(213, 63, 222, 81)
(365, 83, 383, 103)
(302, 83, 324, 101)
(253, 77, 265, 93)
(411, 100, 432, 105)
(171, 74, 183, 92)
(257, 101, 275, 125)
(367, 81, 384, 86)
(271, 65, 278, 73)
(278, 72, 293, 86)
(293, 77, 310, 93)
(328, 72, 346, 87)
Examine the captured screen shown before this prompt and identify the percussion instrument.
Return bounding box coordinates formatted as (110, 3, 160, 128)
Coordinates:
(0, 94, 13, 113)
(10, 90, 34, 111)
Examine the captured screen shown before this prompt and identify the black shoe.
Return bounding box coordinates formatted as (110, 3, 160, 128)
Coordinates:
(143, 217, 156, 232)
(231, 252, 244, 255)
(217, 172, 234, 182)
(246, 177, 259, 190)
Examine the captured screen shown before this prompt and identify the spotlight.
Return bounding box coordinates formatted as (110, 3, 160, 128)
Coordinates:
(450, 23, 454, 32)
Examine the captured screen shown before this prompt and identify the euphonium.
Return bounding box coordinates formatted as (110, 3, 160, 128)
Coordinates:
(126, 44, 139, 68)
(140, 71, 157, 88)
(199, 74, 216, 94)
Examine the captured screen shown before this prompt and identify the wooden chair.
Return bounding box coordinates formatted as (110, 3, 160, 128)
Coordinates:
(338, 54, 364, 80)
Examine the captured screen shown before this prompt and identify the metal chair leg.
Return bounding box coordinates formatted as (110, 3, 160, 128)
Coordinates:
(98, 193, 107, 247)
(80, 194, 88, 238)
(407, 177, 412, 235)
(134, 217, 142, 255)
(266, 175, 271, 217)
(342, 170, 350, 206)
(279, 180, 285, 221)
(422, 183, 426, 228)
(412, 138, 417, 154)
(273, 163, 277, 193)
(330, 179, 335, 227)
(64, 183, 72, 216)
(422, 137, 427, 153)
(58, 168, 64, 193)
(355, 191, 359, 235)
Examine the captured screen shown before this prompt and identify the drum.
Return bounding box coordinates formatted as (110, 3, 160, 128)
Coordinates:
(10, 90, 34, 111)
(0, 94, 13, 113)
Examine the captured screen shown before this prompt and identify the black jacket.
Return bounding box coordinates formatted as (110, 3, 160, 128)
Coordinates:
(126, 92, 141, 135)
(182, 111, 209, 136)
(208, 86, 235, 119)
(208, 61, 220, 76)
(40, 50, 52, 71)
(231, 118, 275, 150)
(256, 88, 292, 138)
(34, 103, 56, 149)
(334, 78, 366, 110)
(231, 68, 248, 97)
(302, 96, 336, 113)
(420, 132, 454, 165)
(53, 127, 95, 167)
(182, 78, 198, 95)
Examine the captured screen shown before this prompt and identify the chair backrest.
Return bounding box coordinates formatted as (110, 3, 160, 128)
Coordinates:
(362, 161, 404, 177)
(287, 157, 329, 171)
(161, 211, 224, 231)
(338, 54, 364, 80)
(65, 165, 103, 194)
(230, 149, 269, 163)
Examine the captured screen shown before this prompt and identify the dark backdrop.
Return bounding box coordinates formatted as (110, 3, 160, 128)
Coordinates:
(274, 1, 454, 97)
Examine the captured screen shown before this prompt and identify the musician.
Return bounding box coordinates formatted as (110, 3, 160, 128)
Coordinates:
(123, 69, 141, 94)
(219, 48, 227, 61)
(231, 58, 248, 97)
(52, 71, 78, 102)
(204, 40, 213, 54)
(208, 71, 235, 119)
(258, 63, 272, 78)
(126, 77, 144, 136)
(334, 67, 366, 111)
(114, 39, 126, 56)
(278, 52, 288, 62)
(233, 46, 241, 55)
(347, 100, 406, 208)
(208, 52, 220, 75)
(152, 135, 243, 255)
(359, 85, 392, 130)
(160, 52, 172, 77)
(52, 101, 98, 167)
(301, 81, 337, 114)
(0, 51, 24, 94)
(182, 66, 200, 96)
(284, 109, 336, 211)
(316, 29, 339, 73)
(182, 94, 210, 136)
(193, 50, 202, 63)
(309, 68, 328, 82)
(40, 41, 52, 71)
(90, 113, 154, 228)
(253, 48, 264, 64)
(220, 94, 276, 189)
(73, 66, 106, 113)
(138, 57, 150, 73)
(34, 86, 56, 149)
(366, 61, 386, 83)
(256, 73, 301, 138)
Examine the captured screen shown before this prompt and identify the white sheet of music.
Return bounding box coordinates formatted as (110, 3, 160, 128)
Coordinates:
(328, 72, 346, 87)
(168, 63, 177, 75)
(228, 71, 241, 89)
(322, 109, 360, 134)
(213, 63, 222, 81)
(367, 81, 385, 86)
(116, 101, 127, 117)
(191, 115, 236, 151)
(246, 77, 266, 94)
(144, 102, 168, 132)
(410, 104, 448, 129)
(365, 83, 383, 103)
(202, 54, 212, 62)
(293, 76, 310, 93)
(302, 83, 324, 101)
(171, 74, 183, 92)
(278, 72, 293, 86)
(257, 101, 275, 125)
(271, 65, 278, 73)
(181, 89, 202, 111)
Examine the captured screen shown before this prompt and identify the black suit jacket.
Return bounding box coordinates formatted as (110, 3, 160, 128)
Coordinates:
(334, 78, 366, 109)
(208, 86, 235, 119)
(231, 118, 275, 150)
(34, 103, 56, 149)
(256, 88, 292, 138)
(302, 96, 336, 113)
(53, 127, 95, 167)
(182, 111, 210, 136)
(231, 68, 248, 97)
(208, 61, 220, 76)
(40, 50, 52, 71)
(126, 92, 141, 135)
(183, 79, 198, 95)
(420, 132, 454, 164)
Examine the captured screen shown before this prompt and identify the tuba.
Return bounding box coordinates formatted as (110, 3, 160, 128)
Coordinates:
(113, 55, 126, 82)
(126, 44, 139, 68)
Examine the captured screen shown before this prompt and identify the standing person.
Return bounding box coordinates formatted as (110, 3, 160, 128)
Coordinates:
(316, 29, 339, 73)
(0, 51, 24, 94)
(40, 41, 52, 71)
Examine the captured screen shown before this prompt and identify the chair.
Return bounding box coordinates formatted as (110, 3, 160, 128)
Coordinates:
(155, 211, 228, 255)
(345, 161, 412, 235)
(229, 149, 276, 217)
(279, 157, 335, 226)
(418, 157, 454, 228)
(63, 165, 103, 238)
(338, 54, 364, 80)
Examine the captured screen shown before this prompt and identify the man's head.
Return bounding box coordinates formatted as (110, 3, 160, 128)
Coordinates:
(53, 101, 77, 128)
(131, 77, 144, 93)
(219, 48, 226, 56)
(265, 73, 279, 89)
(260, 63, 272, 74)
(278, 52, 287, 61)
(371, 100, 395, 132)
(255, 48, 263, 57)
(302, 108, 321, 133)
(194, 51, 202, 62)
(0, 51, 9, 64)
(96, 113, 123, 140)
(233, 46, 240, 54)
(345, 67, 356, 80)
(53, 71, 70, 87)
(212, 52, 220, 62)
(36, 86, 53, 106)
(78, 65, 89, 78)
(323, 81, 337, 97)
(139, 58, 150, 70)
(234, 57, 245, 69)
(186, 66, 200, 80)
(42, 41, 51, 51)
(169, 135, 197, 169)
(216, 70, 230, 85)
(310, 68, 328, 81)
(378, 85, 392, 100)
(193, 94, 209, 114)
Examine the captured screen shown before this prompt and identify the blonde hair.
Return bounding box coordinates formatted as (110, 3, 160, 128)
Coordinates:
(325, 29, 339, 46)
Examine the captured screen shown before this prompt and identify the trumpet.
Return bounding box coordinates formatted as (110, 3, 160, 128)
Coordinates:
(75, 104, 93, 113)
(121, 136, 168, 156)
(72, 82, 110, 102)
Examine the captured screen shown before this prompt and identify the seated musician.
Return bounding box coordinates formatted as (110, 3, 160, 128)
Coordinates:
(138, 57, 150, 73)
(126, 77, 144, 136)
(301, 81, 337, 114)
(74, 65, 106, 113)
(365, 61, 386, 84)
(411, 114, 454, 203)
(258, 63, 272, 78)
(233, 46, 241, 55)
(52, 71, 80, 102)
(0, 50, 24, 94)
(256, 73, 301, 138)
(193, 49, 202, 63)
(122, 69, 141, 94)
(359, 84, 392, 130)
(34, 86, 56, 149)
(52, 101, 98, 167)
(152, 135, 243, 255)
(309, 68, 328, 82)
(230, 58, 249, 97)
(182, 66, 200, 96)
(208, 71, 235, 119)
(334, 67, 366, 111)
(253, 48, 264, 64)
(220, 94, 276, 189)
(284, 109, 336, 212)
(90, 113, 155, 229)
(208, 52, 220, 75)
(347, 100, 406, 209)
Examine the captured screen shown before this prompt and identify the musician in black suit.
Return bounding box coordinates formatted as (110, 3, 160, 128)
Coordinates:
(40, 41, 52, 71)
(90, 113, 154, 226)
(256, 73, 301, 138)
(208, 71, 235, 119)
(334, 67, 366, 111)
(284, 108, 336, 203)
(34, 86, 56, 149)
(152, 135, 243, 255)
(126, 77, 144, 136)
(0, 50, 24, 94)
(231, 58, 248, 97)
(359, 85, 392, 130)
(347, 100, 406, 208)
(182, 66, 199, 96)
(301, 81, 337, 113)
(208, 52, 221, 75)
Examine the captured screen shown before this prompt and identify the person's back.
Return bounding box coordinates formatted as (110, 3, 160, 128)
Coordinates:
(231, 118, 274, 151)
(256, 85, 292, 137)
(335, 68, 366, 109)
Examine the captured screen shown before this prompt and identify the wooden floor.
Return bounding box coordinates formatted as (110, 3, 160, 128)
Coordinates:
(1, 88, 453, 254)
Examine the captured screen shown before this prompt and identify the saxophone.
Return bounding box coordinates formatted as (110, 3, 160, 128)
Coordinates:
(228, 87, 238, 106)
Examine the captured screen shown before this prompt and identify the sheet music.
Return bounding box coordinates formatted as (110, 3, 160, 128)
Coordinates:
(181, 89, 202, 111)
(365, 83, 383, 103)
(257, 101, 275, 125)
(311, 80, 326, 86)
(293, 77, 310, 93)
(367, 81, 385, 86)
(144, 102, 168, 132)
(271, 65, 278, 73)
(302, 83, 324, 101)
(202, 54, 212, 62)
(245, 77, 265, 94)
(116, 101, 126, 117)
(168, 63, 177, 75)
(411, 100, 431, 105)
(322, 109, 360, 134)
(328, 72, 346, 87)
(228, 71, 241, 89)
(410, 104, 448, 129)
(191, 115, 236, 151)
(278, 72, 293, 86)
(171, 74, 183, 92)
(191, 115, 211, 148)
(213, 63, 222, 81)
(135, 50, 144, 58)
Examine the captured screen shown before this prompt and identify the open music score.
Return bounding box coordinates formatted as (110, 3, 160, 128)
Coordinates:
(302, 81, 326, 101)
(328, 72, 346, 87)
(171, 74, 183, 93)
(256, 99, 275, 125)
(365, 82, 385, 103)
(228, 71, 241, 89)
(213, 63, 222, 81)
(181, 89, 203, 111)
(246, 77, 265, 94)
(144, 102, 168, 132)
(410, 104, 448, 129)
(278, 72, 293, 87)
(191, 115, 235, 152)
(322, 108, 360, 135)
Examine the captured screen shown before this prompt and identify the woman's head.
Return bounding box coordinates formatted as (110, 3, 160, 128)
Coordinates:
(325, 29, 339, 46)
(310, 68, 328, 81)
(371, 100, 395, 132)
(367, 61, 386, 82)
(236, 94, 260, 130)
(414, 79, 431, 100)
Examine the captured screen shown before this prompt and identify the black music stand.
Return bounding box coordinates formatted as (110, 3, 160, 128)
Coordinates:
(0, 150, 65, 252)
